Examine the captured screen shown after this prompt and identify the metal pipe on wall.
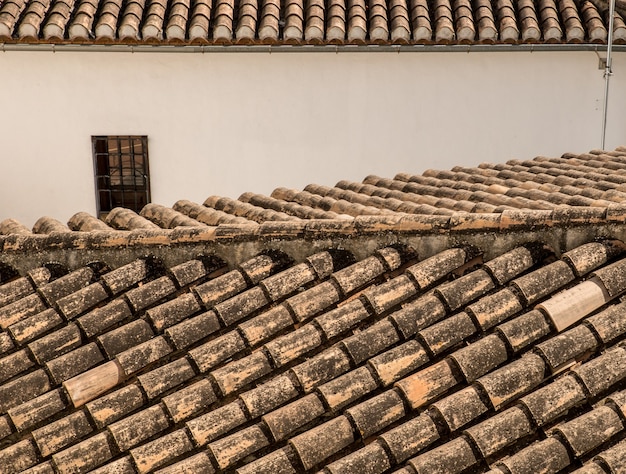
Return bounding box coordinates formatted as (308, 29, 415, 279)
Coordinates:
(601, 0, 617, 150)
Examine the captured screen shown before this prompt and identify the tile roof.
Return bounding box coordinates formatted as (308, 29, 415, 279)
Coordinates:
(4, 147, 626, 473)
(0, 0, 625, 46)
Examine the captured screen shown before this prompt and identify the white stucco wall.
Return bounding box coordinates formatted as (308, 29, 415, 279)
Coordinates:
(0, 49, 624, 227)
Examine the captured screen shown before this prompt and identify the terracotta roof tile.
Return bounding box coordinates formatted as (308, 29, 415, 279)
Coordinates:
(28, 323, 82, 364)
(0, 0, 602, 44)
(464, 405, 533, 457)
(8, 388, 66, 432)
(409, 435, 478, 474)
(187, 399, 248, 445)
(161, 377, 216, 422)
(8, 149, 626, 473)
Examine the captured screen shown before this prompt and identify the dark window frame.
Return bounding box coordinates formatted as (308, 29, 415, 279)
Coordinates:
(92, 135, 151, 216)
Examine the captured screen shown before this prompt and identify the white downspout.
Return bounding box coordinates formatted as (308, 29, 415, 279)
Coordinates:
(601, 0, 617, 150)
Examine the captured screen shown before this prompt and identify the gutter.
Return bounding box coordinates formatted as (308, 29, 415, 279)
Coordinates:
(1, 43, 626, 54)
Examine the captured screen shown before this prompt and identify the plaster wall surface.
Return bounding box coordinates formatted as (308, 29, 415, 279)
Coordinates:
(0, 50, 624, 226)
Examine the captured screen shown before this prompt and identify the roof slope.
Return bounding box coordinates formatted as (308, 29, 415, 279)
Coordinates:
(0, 0, 624, 46)
(2, 148, 626, 473)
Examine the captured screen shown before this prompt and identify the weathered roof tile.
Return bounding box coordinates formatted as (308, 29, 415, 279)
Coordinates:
(464, 405, 533, 458)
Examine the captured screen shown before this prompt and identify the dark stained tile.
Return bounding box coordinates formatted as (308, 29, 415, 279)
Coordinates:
(28, 323, 82, 364)
(570, 463, 608, 474)
(476, 353, 546, 410)
(165, 309, 221, 349)
(98, 319, 154, 358)
(187, 400, 248, 446)
(519, 374, 586, 426)
(137, 357, 195, 399)
(317, 366, 378, 411)
(130, 429, 193, 473)
(496, 309, 552, 353)
(405, 248, 466, 290)
(86, 383, 145, 429)
(239, 374, 299, 419)
(325, 440, 392, 474)
(168, 258, 221, 287)
(535, 324, 598, 371)
(391, 293, 447, 339)
(563, 241, 620, 277)
(56, 282, 109, 320)
(483, 245, 536, 285)
(286, 280, 341, 322)
(239, 253, 285, 284)
(260, 262, 316, 301)
(188, 331, 246, 373)
(211, 350, 272, 395)
(38, 267, 94, 306)
(99, 259, 149, 295)
(215, 286, 269, 326)
(154, 452, 215, 474)
(315, 299, 371, 339)
(0, 439, 39, 473)
(124, 276, 177, 313)
(238, 305, 295, 346)
(145, 293, 202, 331)
(592, 256, 626, 297)
(8, 308, 63, 344)
(342, 318, 400, 364)
(368, 339, 429, 386)
(87, 456, 135, 474)
(434, 269, 495, 312)
(193, 269, 248, 308)
(235, 448, 297, 474)
(449, 334, 508, 382)
(430, 386, 489, 432)
(289, 415, 355, 470)
(115, 336, 172, 376)
(209, 424, 270, 469)
(51, 432, 114, 474)
(464, 406, 534, 458)
(466, 288, 523, 330)
(554, 405, 623, 457)
(0, 293, 47, 329)
(362, 275, 418, 315)
(572, 346, 626, 397)
(510, 260, 575, 305)
(379, 413, 439, 463)
(0, 276, 36, 309)
(495, 437, 570, 474)
(0, 332, 12, 356)
(161, 378, 216, 423)
(331, 254, 390, 295)
(45, 342, 104, 384)
(408, 436, 478, 474)
(346, 389, 406, 438)
(20, 461, 55, 474)
(77, 298, 132, 338)
(0, 349, 33, 382)
(32, 410, 92, 457)
(419, 312, 477, 356)
(594, 438, 626, 473)
(108, 404, 170, 451)
(585, 302, 626, 344)
(290, 345, 352, 392)
(8, 388, 66, 432)
(395, 359, 460, 410)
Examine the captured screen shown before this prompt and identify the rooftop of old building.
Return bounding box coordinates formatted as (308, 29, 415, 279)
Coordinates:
(2, 147, 626, 473)
(0, 0, 625, 48)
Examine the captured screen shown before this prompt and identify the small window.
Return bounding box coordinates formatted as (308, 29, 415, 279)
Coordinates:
(92, 136, 151, 216)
